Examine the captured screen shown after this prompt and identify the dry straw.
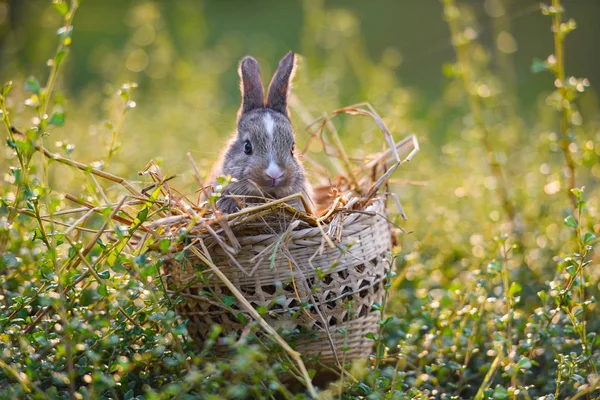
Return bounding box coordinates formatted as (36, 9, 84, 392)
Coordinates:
(11, 103, 418, 395)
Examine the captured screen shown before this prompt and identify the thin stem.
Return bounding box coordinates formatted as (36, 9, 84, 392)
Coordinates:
(573, 200, 596, 374)
(339, 302, 352, 399)
(106, 108, 126, 164)
(106, 86, 136, 166)
(374, 278, 390, 373)
(0, 93, 27, 245)
(474, 353, 503, 400)
(500, 241, 518, 396)
(457, 300, 486, 395)
(550, 0, 577, 209)
(39, 1, 79, 117)
(0, 95, 25, 173)
(555, 354, 564, 398)
(11, 126, 142, 197)
(442, 0, 516, 227)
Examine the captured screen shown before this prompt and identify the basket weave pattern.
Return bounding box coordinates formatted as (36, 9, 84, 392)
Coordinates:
(164, 198, 392, 364)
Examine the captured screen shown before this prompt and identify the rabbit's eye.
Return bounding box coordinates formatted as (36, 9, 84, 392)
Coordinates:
(244, 140, 253, 155)
(291, 144, 295, 156)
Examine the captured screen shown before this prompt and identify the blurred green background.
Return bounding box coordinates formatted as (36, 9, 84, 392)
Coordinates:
(1, 0, 599, 169)
(2, 0, 600, 110)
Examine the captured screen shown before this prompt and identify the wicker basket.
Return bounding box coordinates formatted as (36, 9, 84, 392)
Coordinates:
(163, 196, 392, 365)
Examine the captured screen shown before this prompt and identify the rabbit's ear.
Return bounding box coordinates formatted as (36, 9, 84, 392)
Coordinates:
(266, 51, 296, 115)
(239, 56, 265, 115)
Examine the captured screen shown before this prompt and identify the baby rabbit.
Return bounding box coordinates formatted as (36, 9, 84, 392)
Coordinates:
(209, 51, 311, 214)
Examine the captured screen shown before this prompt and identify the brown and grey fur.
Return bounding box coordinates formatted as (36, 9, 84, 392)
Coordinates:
(208, 51, 311, 213)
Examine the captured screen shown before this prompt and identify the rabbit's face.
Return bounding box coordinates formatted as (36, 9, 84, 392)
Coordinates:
(232, 109, 300, 196)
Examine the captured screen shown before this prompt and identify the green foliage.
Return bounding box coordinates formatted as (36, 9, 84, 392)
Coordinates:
(1, 0, 599, 399)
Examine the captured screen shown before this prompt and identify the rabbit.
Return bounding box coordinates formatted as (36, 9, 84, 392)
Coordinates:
(208, 51, 312, 214)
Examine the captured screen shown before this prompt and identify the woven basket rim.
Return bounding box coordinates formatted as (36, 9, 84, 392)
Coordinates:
(165, 194, 389, 246)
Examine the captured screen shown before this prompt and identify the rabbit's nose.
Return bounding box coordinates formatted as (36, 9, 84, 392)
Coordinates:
(265, 162, 284, 186)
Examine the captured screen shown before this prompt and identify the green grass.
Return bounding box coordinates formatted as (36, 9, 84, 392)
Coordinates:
(1, 0, 599, 399)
